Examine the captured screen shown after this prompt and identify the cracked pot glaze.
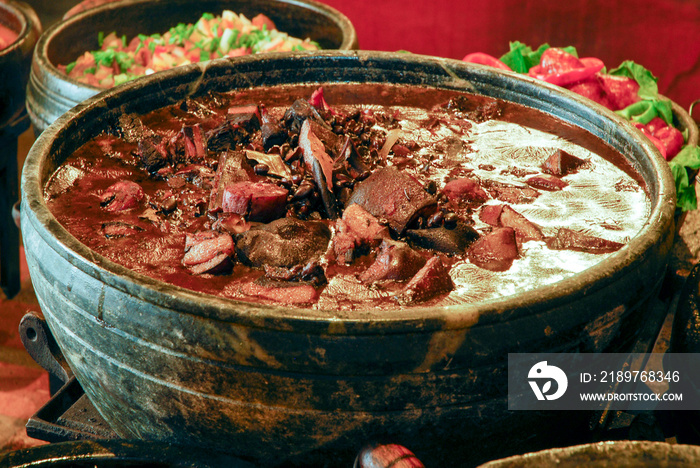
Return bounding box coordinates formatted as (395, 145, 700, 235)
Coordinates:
(21, 51, 675, 467)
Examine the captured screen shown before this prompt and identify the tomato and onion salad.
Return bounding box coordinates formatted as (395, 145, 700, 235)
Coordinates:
(463, 42, 700, 212)
(0, 23, 17, 51)
(58, 10, 320, 89)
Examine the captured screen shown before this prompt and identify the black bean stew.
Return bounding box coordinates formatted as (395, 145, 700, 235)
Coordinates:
(45, 83, 647, 310)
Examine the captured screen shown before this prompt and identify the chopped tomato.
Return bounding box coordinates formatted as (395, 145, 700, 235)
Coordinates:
(59, 10, 320, 89)
(251, 14, 276, 31)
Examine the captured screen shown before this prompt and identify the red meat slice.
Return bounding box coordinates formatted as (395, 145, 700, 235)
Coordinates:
(347, 166, 437, 234)
(441, 177, 490, 206)
(240, 279, 320, 305)
(480, 204, 544, 244)
(526, 174, 568, 191)
(182, 231, 235, 274)
(467, 227, 519, 271)
(359, 240, 426, 284)
(333, 204, 390, 263)
(212, 213, 252, 235)
(183, 232, 234, 266)
(395, 256, 454, 305)
(221, 181, 288, 222)
(99, 180, 144, 212)
(541, 149, 587, 177)
(209, 150, 254, 213)
(546, 228, 624, 254)
(188, 253, 233, 275)
(482, 180, 541, 204)
(101, 221, 144, 239)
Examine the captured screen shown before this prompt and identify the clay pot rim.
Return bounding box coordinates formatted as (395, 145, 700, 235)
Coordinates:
(478, 440, 700, 467)
(21, 50, 676, 332)
(30, 0, 358, 94)
(0, 1, 37, 57)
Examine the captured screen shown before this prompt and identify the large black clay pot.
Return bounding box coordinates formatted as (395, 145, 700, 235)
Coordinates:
(25, 0, 357, 134)
(20, 51, 677, 467)
(478, 440, 700, 467)
(0, 439, 255, 467)
(0, 0, 40, 129)
(0, 0, 40, 298)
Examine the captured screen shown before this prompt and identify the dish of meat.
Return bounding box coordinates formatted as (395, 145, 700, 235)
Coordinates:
(45, 82, 648, 310)
(0, 23, 17, 50)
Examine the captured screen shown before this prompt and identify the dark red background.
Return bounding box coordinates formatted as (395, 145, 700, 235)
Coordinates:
(320, 0, 700, 112)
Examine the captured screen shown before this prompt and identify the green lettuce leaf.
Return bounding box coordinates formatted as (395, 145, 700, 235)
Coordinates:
(499, 42, 578, 74)
(668, 145, 700, 211)
(499, 42, 548, 73)
(616, 98, 674, 125)
(608, 60, 659, 100)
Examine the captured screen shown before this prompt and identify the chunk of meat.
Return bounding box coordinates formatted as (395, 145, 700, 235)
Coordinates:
(283, 99, 325, 132)
(209, 150, 254, 213)
(236, 217, 331, 269)
(240, 278, 320, 305)
(117, 113, 152, 143)
(137, 135, 169, 172)
(541, 149, 587, 177)
(359, 239, 426, 283)
(441, 178, 489, 206)
(259, 106, 287, 150)
(212, 213, 252, 235)
(205, 108, 258, 153)
(395, 256, 454, 305)
(181, 124, 207, 162)
(182, 231, 235, 275)
(333, 204, 390, 263)
(221, 181, 289, 222)
(481, 180, 541, 204)
(101, 221, 144, 239)
(405, 223, 479, 255)
(342, 204, 390, 242)
(546, 228, 623, 254)
(227, 105, 261, 132)
(526, 174, 568, 191)
(347, 166, 437, 234)
(99, 180, 144, 212)
(467, 227, 519, 271)
(479, 204, 544, 244)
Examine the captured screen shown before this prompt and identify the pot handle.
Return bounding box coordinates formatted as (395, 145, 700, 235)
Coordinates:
(19, 311, 73, 389)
